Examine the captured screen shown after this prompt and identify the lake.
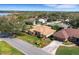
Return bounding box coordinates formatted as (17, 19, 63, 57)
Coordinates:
(0, 13, 11, 16)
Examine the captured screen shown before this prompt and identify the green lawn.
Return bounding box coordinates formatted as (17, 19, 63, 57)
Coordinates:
(17, 33, 51, 48)
(56, 46, 79, 55)
(0, 41, 24, 55)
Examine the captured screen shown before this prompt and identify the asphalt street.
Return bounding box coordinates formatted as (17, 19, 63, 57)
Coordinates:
(1, 38, 50, 55)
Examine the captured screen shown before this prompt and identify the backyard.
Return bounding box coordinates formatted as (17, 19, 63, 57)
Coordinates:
(0, 41, 23, 55)
(17, 33, 51, 48)
(56, 46, 79, 55)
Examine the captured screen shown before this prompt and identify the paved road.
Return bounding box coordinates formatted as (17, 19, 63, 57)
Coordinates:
(1, 38, 50, 55)
(42, 40, 62, 55)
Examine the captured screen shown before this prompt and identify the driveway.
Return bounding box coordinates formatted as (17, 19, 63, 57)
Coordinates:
(42, 40, 62, 55)
(1, 38, 50, 55)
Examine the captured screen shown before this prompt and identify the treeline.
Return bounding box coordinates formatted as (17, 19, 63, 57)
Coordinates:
(12, 12, 79, 28)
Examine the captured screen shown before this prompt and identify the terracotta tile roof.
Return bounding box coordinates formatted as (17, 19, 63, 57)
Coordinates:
(30, 25, 56, 37)
(53, 28, 79, 40)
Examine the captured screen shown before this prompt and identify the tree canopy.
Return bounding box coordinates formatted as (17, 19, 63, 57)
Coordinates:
(0, 16, 26, 35)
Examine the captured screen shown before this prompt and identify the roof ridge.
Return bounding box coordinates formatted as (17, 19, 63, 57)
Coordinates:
(62, 29, 69, 39)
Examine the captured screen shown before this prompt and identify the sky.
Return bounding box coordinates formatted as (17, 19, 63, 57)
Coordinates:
(0, 4, 79, 11)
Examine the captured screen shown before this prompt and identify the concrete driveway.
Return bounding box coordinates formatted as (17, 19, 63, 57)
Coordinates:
(42, 40, 62, 55)
(1, 38, 50, 55)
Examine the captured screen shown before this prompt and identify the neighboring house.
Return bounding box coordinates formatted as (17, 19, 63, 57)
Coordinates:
(25, 18, 36, 25)
(26, 17, 48, 25)
(38, 18, 48, 24)
(65, 19, 70, 22)
(53, 28, 79, 44)
(63, 18, 71, 25)
(47, 21, 70, 29)
(56, 23, 70, 29)
(28, 25, 56, 39)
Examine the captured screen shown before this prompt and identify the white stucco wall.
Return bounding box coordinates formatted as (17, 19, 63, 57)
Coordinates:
(38, 19, 47, 23)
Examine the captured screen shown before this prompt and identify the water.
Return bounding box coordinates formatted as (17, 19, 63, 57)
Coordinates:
(0, 13, 11, 16)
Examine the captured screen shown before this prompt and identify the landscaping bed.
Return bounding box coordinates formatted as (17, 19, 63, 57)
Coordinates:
(63, 41, 73, 45)
(56, 46, 79, 55)
(17, 33, 51, 48)
(0, 41, 23, 55)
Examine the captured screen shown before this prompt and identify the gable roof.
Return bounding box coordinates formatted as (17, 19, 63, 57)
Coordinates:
(26, 18, 36, 23)
(30, 25, 56, 37)
(53, 28, 79, 40)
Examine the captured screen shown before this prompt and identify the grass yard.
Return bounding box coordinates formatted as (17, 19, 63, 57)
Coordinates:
(56, 46, 79, 55)
(17, 33, 51, 48)
(0, 41, 24, 55)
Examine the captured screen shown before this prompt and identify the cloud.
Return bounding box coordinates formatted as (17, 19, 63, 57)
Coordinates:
(56, 4, 78, 8)
(44, 4, 79, 9)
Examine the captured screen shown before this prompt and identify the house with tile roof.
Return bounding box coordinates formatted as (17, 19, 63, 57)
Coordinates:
(28, 25, 56, 39)
(53, 28, 79, 44)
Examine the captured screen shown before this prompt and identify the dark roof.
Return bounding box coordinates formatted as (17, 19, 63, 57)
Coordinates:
(26, 18, 35, 23)
(53, 28, 79, 40)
